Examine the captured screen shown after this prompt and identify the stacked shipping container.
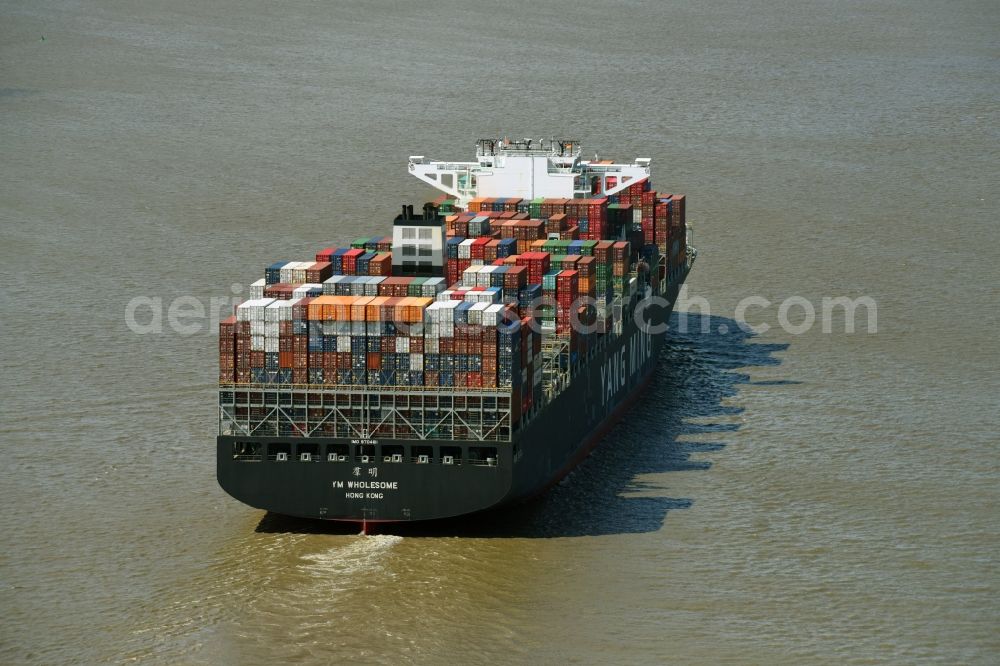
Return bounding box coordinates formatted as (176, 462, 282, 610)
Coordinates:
(222, 191, 688, 394)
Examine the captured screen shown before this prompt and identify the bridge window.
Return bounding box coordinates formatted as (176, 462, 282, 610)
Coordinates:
(232, 441, 261, 462)
(469, 446, 498, 466)
(382, 444, 405, 463)
(297, 442, 319, 462)
(326, 443, 349, 462)
(268, 442, 291, 461)
(441, 446, 462, 465)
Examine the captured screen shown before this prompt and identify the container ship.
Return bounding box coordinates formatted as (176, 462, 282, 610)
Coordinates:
(217, 138, 696, 529)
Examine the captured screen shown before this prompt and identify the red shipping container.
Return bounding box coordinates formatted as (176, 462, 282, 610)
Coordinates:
(484, 239, 500, 263)
(369, 253, 392, 276)
(342, 248, 364, 275)
(470, 237, 490, 260)
(291, 297, 312, 320)
(305, 261, 333, 283)
(547, 213, 567, 235)
(560, 225, 579, 241)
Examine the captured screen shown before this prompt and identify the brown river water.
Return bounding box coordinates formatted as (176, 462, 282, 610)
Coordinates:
(1, 0, 997, 663)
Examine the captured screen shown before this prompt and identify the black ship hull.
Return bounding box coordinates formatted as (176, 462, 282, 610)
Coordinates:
(217, 266, 690, 525)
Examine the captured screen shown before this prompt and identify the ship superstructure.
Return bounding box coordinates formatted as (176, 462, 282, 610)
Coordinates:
(408, 137, 653, 207)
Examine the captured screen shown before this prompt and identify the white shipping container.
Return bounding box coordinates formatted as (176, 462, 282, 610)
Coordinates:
(265, 337, 279, 352)
(249, 321, 265, 336)
(459, 238, 475, 259)
(440, 321, 455, 338)
(410, 353, 423, 371)
(478, 265, 498, 287)
(337, 336, 351, 352)
(250, 278, 266, 300)
(437, 300, 460, 321)
(293, 283, 323, 299)
(323, 275, 346, 295)
(396, 338, 409, 353)
(292, 261, 312, 284)
(462, 266, 480, 287)
(483, 303, 506, 327)
(250, 334, 265, 351)
(264, 322, 279, 338)
(424, 301, 440, 322)
(265, 298, 298, 322)
(237, 298, 275, 321)
(469, 302, 488, 325)
(278, 260, 308, 284)
(423, 277, 446, 296)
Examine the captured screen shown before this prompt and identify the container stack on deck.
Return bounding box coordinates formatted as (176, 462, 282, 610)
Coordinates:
(220, 187, 688, 419)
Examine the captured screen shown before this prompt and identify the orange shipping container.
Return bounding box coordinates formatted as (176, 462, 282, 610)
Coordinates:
(304, 295, 352, 321)
(351, 296, 373, 321)
(307, 294, 337, 321)
(365, 296, 390, 322)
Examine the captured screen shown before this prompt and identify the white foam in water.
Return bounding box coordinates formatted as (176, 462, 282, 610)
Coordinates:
(298, 535, 403, 579)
